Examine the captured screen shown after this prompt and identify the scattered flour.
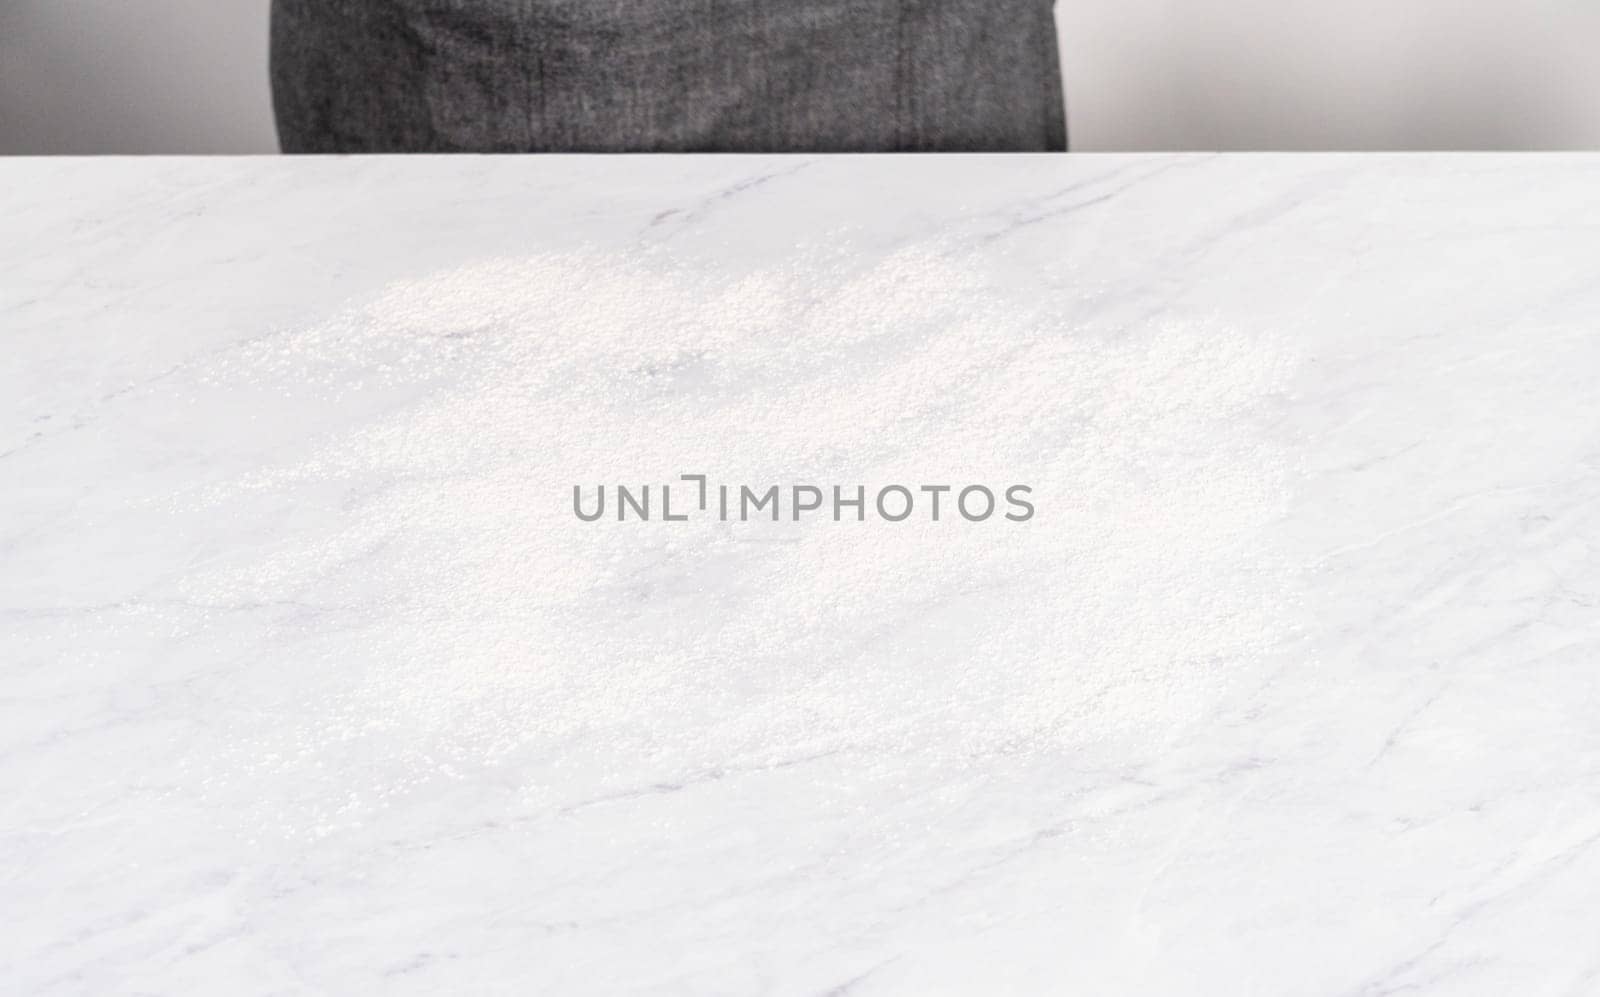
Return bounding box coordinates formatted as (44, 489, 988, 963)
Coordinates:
(167, 242, 1302, 835)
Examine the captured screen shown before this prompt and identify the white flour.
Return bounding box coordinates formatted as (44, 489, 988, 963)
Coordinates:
(173, 243, 1302, 834)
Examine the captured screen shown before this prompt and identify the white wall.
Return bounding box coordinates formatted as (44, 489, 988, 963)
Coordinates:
(1060, 0, 1600, 150)
(4, 0, 1600, 154)
(0, 2, 278, 154)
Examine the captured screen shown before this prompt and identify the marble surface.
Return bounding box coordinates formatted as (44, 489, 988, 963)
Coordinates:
(5, 154, 1600, 995)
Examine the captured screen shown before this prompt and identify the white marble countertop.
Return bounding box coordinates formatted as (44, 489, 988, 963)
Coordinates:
(4, 154, 1600, 995)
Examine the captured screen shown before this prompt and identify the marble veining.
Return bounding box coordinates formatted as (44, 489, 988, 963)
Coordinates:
(4, 154, 1600, 995)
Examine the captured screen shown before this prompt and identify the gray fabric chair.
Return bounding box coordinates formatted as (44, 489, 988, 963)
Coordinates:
(271, 0, 1067, 153)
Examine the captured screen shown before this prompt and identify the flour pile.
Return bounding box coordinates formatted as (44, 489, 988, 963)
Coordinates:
(169, 243, 1301, 833)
